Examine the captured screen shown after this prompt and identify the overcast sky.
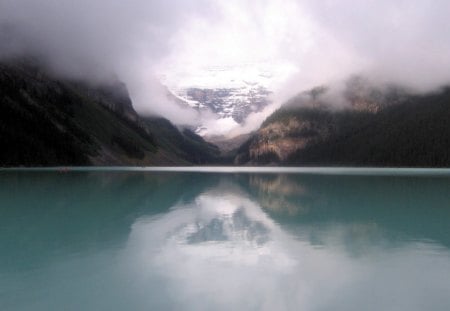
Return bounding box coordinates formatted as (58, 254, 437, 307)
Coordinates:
(2, 0, 450, 134)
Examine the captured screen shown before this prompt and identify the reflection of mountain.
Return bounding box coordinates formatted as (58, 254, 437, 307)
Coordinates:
(244, 173, 450, 249)
(128, 183, 295, 269)
(132, 189, 278, 249)
(5, 169, 449, 270)
(248, 174, 310, 216)
(126, 172, 450, 311)
(0, 171, 219, 269)
(127, 183, 304, 311)
(4, 169, 450, 310)
(186, 208, 270, 246)
(125, 171, 450, 268)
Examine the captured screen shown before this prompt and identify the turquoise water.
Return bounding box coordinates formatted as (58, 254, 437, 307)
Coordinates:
(1, 168, 450, 310)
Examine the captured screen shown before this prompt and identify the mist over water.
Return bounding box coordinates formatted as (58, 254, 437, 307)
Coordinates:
(1, 169, 450, 310)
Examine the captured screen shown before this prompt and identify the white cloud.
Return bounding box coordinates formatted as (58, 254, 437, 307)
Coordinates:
(2, 0, 450, 134)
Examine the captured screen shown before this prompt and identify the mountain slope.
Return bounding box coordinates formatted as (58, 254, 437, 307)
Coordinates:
(235, 86, 450, 167)
(0, 60, 220, 166)
(143, 116, 220, 164)
(289, 89, 450, 166)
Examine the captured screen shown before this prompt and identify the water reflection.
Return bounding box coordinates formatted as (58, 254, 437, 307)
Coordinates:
(1, 170, 450, 310)
(246, 174, 450, 249)
(126, 174, 450, 311)
(127, 188, 315, 310)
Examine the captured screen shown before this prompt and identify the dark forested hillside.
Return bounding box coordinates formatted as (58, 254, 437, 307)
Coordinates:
(288, 88, 450, 167)
(3, 58, 449, 167)
(0, 59, 220, 166)
(143, 116, 221, 164)
(235, 87, 450, 167)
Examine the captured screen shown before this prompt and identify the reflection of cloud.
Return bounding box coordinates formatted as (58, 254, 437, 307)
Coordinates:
(124, 182, 450, 311)
(125, 188, 357, 310)
(129, 192, 295, 267)
(304, 222, 393, 257)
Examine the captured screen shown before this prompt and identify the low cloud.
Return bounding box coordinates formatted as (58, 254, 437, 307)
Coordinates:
(0, 0, 213, 125)
(2, 0, 450, 135)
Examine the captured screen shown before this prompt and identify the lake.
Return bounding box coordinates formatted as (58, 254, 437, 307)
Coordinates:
(1, 167, 450, 310)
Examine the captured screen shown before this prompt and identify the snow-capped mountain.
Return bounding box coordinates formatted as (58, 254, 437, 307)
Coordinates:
(161, 63, 278, 135)
(176, 83, 271, 123)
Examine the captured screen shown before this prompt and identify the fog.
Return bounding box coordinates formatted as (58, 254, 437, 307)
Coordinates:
(0, 0, 213, 125)
(2, 0, 450, 133)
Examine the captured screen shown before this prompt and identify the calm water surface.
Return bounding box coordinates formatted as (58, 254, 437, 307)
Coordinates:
(1, 168, 450, 310)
